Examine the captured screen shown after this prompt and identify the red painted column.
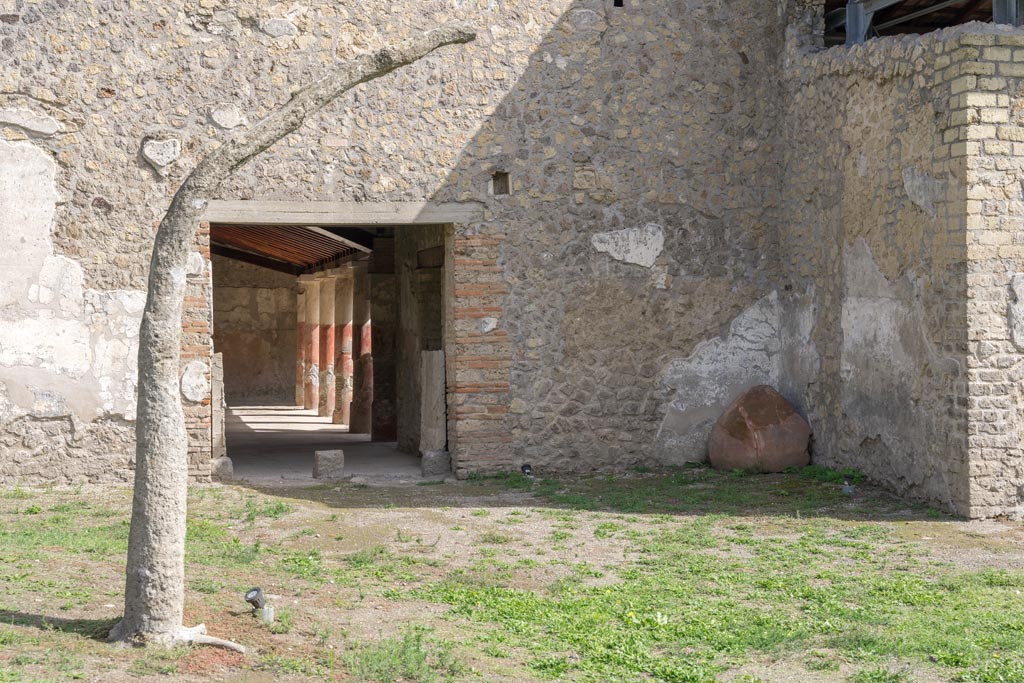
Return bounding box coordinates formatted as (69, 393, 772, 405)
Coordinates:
(318, 276, 336, 418)
(302, 278, 320, 410)
(349, 262, 373, 434)
(333, 272, 354, 425)
(295, 284, 306, 406)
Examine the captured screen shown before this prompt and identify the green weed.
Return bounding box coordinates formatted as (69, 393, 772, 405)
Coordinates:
(345, 627, 462, 683)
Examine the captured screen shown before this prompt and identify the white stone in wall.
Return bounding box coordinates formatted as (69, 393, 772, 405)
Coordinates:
(0, 107, 60, 136)
(181, 361, 211, 403)
(262, 18, 298, 37)
(479, 317, 498, 333)
(186, 251, 207, 276)
(210, 104, 246, 130)
(591, 223, 664, 268)
(141, 138, 181, 169)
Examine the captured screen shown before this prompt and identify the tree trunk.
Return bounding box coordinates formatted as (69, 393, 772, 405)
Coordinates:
(109, 24, 475, 649)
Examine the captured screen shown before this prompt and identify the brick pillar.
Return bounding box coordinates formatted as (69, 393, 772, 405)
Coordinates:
(183, 221, 215, 481)
(301, 277, 320, 410)
(318, 276, 337, 418)
(333, 272, 354, 425)
(448, 224, 513, 478)
(295, 283, 306, 406)
(370, 237, 398, 442)
(960, 55, 1024, 518)
(349, 261, 373, 434)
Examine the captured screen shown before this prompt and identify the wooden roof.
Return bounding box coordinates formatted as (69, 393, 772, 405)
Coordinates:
(210, 224, 374, 274)
(825, 0, 992, 43)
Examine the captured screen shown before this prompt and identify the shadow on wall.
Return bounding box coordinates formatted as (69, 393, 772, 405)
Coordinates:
(413, 0, 798, 473)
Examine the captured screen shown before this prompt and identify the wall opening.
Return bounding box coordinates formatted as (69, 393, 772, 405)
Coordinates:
(208, 221, 451, 484)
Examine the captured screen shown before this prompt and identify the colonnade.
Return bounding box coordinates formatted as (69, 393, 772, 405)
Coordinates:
(295, 264, 373, 431)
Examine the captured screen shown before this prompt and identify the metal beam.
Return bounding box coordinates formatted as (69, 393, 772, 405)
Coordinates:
(847, 2, 874, 44)
(827, 0, 904, 31)
(994, 0, 1024, 25)
(875, 0, 964, 30)
(299, 225, 372, 253)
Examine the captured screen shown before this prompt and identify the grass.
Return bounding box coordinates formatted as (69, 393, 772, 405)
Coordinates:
(0, 467, 1020, 682)
(346, 627, 462, 683)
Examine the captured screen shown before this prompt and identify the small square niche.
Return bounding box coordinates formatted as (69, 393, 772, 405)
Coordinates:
(490, 171, 511, 196)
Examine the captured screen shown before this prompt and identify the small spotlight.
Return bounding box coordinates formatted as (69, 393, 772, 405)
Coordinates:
(245, 587, 266, 611)
(521, 464, 533, 477)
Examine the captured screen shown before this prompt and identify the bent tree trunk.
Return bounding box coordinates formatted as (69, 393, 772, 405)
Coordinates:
(108, 24, 475, 649)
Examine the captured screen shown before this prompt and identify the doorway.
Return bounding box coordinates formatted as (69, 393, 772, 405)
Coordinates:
(208, 221, 450, 484)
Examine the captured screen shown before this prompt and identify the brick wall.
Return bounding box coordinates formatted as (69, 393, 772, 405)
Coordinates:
(183, 222, 214, 480)
(447, 227, 514, 476)
(958, 32, 1024, 518)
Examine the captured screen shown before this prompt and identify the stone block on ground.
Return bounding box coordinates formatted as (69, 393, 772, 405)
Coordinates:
(211, 456, 233, 481)
(708, 385, 810, 473)
(313, 449, 345, 480)
(421, 450, 451, 477)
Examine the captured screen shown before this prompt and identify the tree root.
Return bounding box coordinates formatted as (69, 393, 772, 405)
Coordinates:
(108, 622, 246, 653)
(175, 624, 246, 653)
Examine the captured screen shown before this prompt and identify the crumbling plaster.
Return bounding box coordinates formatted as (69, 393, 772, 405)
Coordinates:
(774, 19, 1024, 515)
(0, 133, 143, 484)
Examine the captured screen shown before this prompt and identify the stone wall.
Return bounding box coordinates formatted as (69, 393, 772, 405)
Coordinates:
(211, 255, 297, 405)
(779, 18, 1024, 517)
(0, 0, 819, 486)
(450, 0, 793, 475)
(3, 0, 1023, 515)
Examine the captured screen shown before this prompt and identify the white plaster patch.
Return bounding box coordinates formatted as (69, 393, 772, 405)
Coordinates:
(591, 223, 664, 268)
(479, 317, 499, 333)
(902, 166, 944, 218)
(0, 382, 25, 425)
(181, 361, 211, 403)
(779, 286, 820, 414)
(87, 289, 144, 419)
(1008, 274, 1024, 352)
(35, 256, 85, 315)
(0, 316, 92, 377)
(0, 139, 144, 421)
(142, 138, 181, 168)
(0, 140, 59, 308)
(838, 238, 959, 502)
(656, 292, 782, 462)
(0, 107, 61, 136)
